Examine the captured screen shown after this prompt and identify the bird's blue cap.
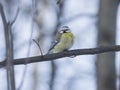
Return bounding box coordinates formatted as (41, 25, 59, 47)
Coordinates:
(59, 26, 70, 31)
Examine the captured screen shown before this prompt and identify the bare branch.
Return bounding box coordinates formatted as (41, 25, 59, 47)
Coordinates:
(0, 45, 120, 68)
(10, 7, 20, 25)
(0, 3, 15, 90)
(0, 3, 8, 27)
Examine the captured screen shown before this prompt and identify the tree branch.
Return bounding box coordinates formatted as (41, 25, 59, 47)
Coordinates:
(0, 3, 15, 90)
(10, 7, 20, 26)
(0, 45, 120, 68)
(0, 3, 7, 27)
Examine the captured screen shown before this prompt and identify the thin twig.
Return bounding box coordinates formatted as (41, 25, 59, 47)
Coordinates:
(0, 45, 120, 67)
(32, 39, 43, 56)
(0, 3, 7, 26)
(10, 7, 20, 26)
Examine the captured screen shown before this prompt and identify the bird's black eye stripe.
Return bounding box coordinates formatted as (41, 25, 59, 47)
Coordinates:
(65, 30, 70, 32)
(59, 29, 71, 33)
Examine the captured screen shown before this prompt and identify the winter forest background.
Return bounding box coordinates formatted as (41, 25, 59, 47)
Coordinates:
(0, 0, 120, 90)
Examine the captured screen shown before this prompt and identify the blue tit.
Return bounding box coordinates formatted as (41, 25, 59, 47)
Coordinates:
(48, 26, 74, 54)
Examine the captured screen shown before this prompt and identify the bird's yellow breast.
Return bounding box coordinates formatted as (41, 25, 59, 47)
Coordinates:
(60, 32, 74, 44)
(50, 32, 74, 53)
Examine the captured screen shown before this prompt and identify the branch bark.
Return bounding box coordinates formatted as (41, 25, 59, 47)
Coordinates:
(0, 45, 120, 67)
(0, 3, 15, 90)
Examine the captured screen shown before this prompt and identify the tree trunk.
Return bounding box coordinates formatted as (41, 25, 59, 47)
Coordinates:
(97, 0, 119, 90)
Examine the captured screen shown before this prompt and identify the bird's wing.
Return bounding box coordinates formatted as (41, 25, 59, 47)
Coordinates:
(48, 32, 61, 51)
(48, 40, 58, 51)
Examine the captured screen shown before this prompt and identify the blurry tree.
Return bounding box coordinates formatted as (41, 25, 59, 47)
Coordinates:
(32, 0, 58, 90)
(1, 0, 120, 90)
(97, 0, 120, 90)
(48, 1, 65, 90)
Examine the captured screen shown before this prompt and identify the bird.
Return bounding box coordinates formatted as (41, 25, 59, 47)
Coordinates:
(48, 26, 74, 54)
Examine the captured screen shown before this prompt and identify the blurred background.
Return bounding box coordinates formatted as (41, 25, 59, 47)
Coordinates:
(0, 0, 120, 90)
